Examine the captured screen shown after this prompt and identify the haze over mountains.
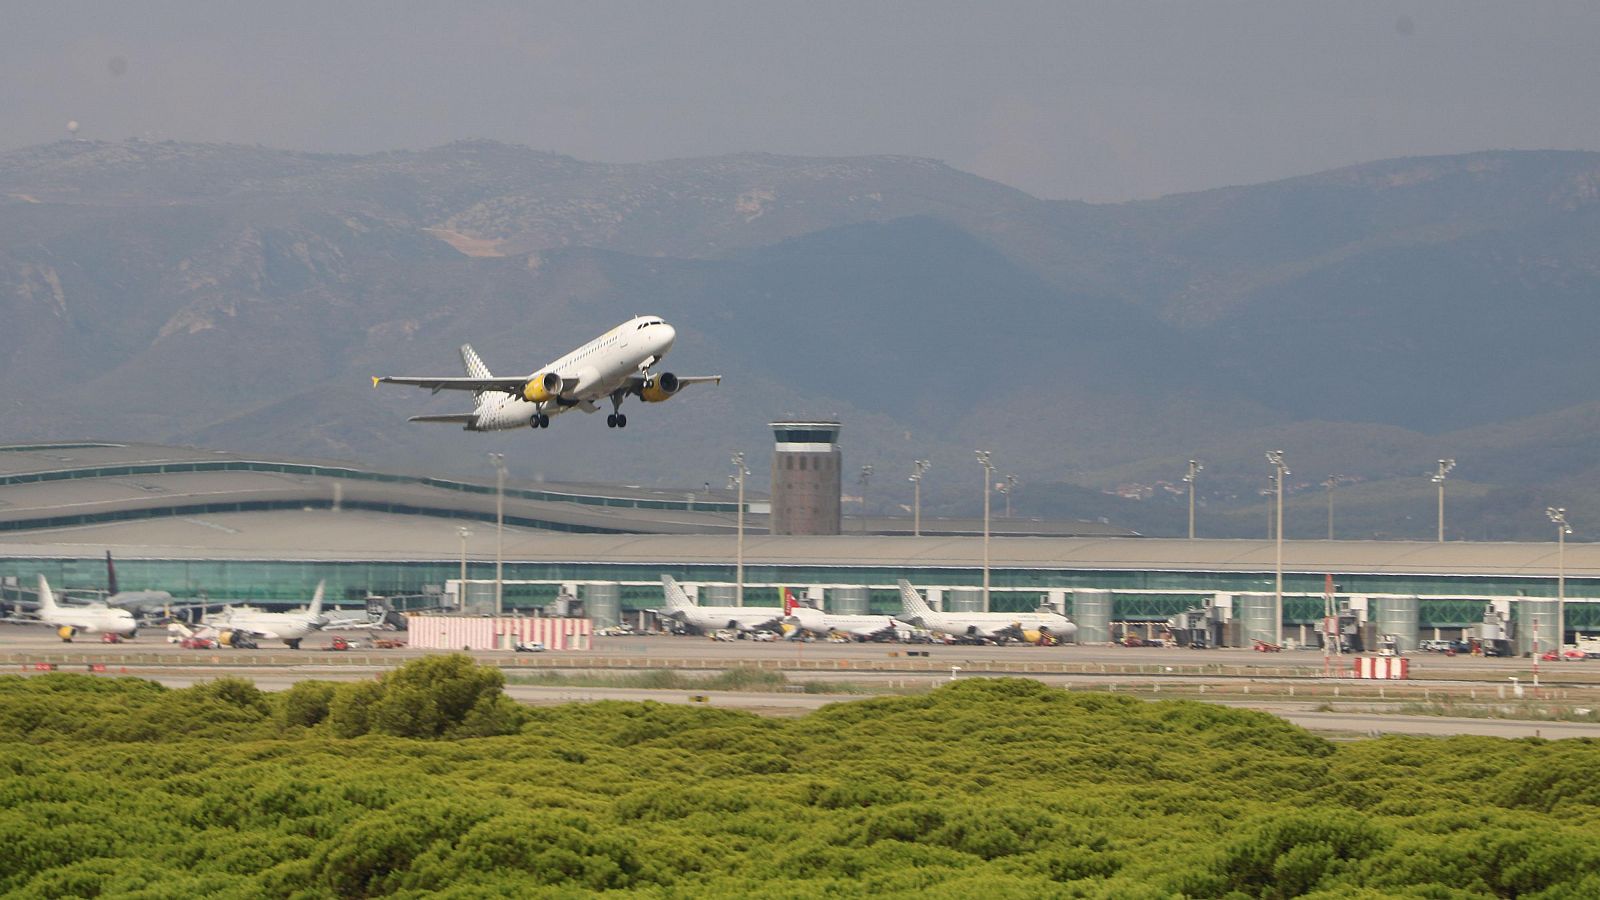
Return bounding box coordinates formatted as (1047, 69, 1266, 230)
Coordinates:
(2, 139, 1597, 540)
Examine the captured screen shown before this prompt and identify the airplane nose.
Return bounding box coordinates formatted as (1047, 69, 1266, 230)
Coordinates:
(657, 323, 676, 351)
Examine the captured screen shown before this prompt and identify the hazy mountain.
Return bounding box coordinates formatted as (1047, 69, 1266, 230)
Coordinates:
(2, 139, 1597, 540)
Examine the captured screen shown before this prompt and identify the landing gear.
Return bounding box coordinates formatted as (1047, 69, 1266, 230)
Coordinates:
(530, 413, 549, 428)
(285, 638, 301, 650)
(607, 392, 628, 428)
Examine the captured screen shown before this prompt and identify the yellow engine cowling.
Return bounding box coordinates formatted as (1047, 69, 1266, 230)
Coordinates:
(522, 372, 564, 403)
(57, 625, 78, 641)
(218, 630, 243, 648)
(640, 372, 681, 403)
(1021, 629, 1043, 644)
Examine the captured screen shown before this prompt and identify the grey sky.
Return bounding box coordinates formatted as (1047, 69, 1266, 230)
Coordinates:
(4, 1, 1597, 201)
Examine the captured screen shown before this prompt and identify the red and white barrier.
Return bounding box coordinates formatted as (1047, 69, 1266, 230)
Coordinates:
(1351, 656, 1409, 680)
(407, 615, 592, 651)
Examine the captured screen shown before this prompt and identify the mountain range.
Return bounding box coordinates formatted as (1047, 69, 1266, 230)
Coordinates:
(2, 138, 1597, 540)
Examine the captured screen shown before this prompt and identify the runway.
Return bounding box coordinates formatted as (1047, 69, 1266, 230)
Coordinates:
(8, 628, 1600, 738)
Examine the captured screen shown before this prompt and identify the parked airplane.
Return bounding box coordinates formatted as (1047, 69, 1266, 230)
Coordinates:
(373, 316, 721, 431)
(896, 580, 1075, 645)
(5, 553, 175, 617)
(657, 575, 785, 635)
(200, 581, 328, 649)
(15, 575, 140, 641)
(782, 589, 903, 641)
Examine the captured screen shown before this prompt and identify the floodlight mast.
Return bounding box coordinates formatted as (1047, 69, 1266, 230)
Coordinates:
(1183, 459, 1203, 539)
(732, 452, 749, 606)
(909, 459, 931, 537)
(1266, 450, 1288, 648)
(488, 452, 507, 616)
(1548, 507, 1572, 660)
(1432, 459, 1456, 542)
(1323, 475, 1343, 541)
(976, 450, 995, 612)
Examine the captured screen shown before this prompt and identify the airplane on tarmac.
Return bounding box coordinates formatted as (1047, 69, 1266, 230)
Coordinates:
(198, 581, 328, 649)
(781, 588, 904, 642)
(5, 553, 175, 618)
(7, 575, 141, 641)
(372, 316, 721, 431)
(656, 575, 786, 635)
(896, 580, 1076, 645)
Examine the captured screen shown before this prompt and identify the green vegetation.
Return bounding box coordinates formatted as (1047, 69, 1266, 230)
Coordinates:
(506, 667, 877, 694)
(4, 657, 1600, 897)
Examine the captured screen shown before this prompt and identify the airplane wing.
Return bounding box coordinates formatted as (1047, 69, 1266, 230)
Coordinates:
(623, 373, 723, 394)
(407, 414, 479, 425)
(372, 375, 529, 394)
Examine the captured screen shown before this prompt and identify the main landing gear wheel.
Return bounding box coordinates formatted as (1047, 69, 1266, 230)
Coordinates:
(533, 414, 549, 428)
(607, 414, 628, 428)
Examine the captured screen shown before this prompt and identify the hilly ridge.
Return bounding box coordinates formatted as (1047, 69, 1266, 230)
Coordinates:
(2, 138, 1597, 540)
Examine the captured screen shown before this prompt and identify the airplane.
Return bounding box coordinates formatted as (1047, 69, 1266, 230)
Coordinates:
(199, 581, 328, 649)
(656, 575, 785, 635)
(896, 580, 1076, 645)
(4, 552, 176, 618)
(10, 575, 140, 641)
(781, 588, 903, 642)
(372, 316, 721, 431)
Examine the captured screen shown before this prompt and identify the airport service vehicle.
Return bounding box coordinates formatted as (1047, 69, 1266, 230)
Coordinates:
(373, 316, 721, 431)
(657, 575, 785, 636)
(8, 575, 140, 642)
(198, 582, 328, 649)
(781, 589, 903, 642)
(896, 580, 1076, 645)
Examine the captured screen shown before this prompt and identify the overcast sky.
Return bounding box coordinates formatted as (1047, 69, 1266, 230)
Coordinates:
(4, 1, 1597, 201)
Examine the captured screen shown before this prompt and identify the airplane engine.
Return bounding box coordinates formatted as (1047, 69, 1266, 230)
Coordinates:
(522, 371, 565, 403)
(639, 372, 681, 402)
(1021, 629, 1043, 644)
(56, 625, 78, 642)
(217, 630, 245, 648)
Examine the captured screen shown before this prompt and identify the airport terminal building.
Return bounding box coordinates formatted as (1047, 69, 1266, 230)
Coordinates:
(2, 442, 1597, 651)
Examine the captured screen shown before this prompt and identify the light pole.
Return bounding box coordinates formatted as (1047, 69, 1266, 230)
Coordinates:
(1000, 474, 1018, 518)
(488, 452, 507, 616)
(1266, 450, 1288, 648)
(1432, 459, 1455, 542)
(1183, 459, 1203, 539)
(858, 465, 873, 518)
(976, 450, 995, 612)
(1323, 475, 1343, 541)
(910, 459, 931, 537)
(732, 452, 748, 606)
(1548, 507, 1571, 657)
(457, 525, 471, 606)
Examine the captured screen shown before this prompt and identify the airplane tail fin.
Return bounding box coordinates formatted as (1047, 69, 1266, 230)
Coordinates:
(461, 344, 492, 404)
(783, 588, 799, 615)
(897, 579, 934, 618)
(37, 574, 59, 612)
(308, 580, 326, 617)
(660, 575, 695, 611)
(106, 551, 119, 596)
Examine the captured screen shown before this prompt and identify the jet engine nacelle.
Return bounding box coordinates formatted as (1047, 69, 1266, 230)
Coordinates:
(639, 372, 681, 403)
(57, 625, 78, 642)
(522, 372, 566, 403)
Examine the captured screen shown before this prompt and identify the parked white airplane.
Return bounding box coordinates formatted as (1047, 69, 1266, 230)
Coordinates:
(6, 553, 175, 618)
(373, 316, 721, 431)
(200, 581, 328, 649)
(896, 580, 1075, 645)
(782, 589, 902, 641)
(19, 575, 140, 641)
(657, 575, 785, 635)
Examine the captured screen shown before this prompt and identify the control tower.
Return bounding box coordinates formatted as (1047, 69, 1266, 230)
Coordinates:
(769, 421, 842, 535)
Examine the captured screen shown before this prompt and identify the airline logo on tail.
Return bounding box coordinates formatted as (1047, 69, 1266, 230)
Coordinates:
(783, 588, 800, 615)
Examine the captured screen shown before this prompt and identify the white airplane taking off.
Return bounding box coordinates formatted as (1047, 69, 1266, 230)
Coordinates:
(896, 580, 1075, 645)
(20, 575, 140, 641)
(657, 575, 785, 634)
(782, 589, 903, 642)
(373, 316, 721, 431)
(199, 581, 327, 649)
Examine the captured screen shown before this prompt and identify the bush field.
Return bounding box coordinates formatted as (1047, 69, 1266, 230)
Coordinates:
(3, 657, 1599, 897)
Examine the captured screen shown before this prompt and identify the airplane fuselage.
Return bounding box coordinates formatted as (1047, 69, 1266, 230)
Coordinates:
(472, 317, 677, 430)
(788, 607, 902, 640)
